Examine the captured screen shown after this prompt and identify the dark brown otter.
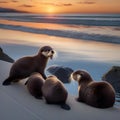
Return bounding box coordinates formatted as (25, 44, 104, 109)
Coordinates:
(2, 46, 54, 85)
(42, 76, 70, 110)
(71, 70, 115, 108)
(26, 73, 45, 99)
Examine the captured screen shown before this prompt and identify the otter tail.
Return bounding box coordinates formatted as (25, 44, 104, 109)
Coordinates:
(2, 77, 13, 86)
(60, 103, 71, 110)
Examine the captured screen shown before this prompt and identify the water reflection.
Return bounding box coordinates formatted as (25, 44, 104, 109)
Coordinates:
(0, 19, 120, 37)
(0, 29, 120, 64)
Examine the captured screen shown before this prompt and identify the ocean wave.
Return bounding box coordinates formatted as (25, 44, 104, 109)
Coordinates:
(0, 23, 120, 44)
(0, 15, 120, 26)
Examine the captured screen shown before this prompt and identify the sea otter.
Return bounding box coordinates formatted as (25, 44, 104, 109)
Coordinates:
(71, 70, 115, 108)
(26, 73, 45, 99)
(42, 75, 70, 110)
(2, 46, 54, 85)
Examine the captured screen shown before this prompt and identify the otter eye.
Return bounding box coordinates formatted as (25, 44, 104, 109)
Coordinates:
(51, 50, 54, 54)
(80, 73, 84, 77)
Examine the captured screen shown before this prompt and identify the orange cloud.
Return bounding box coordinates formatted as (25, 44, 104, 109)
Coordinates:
(78, 1, 96, 4)
(19, 4, 34, 8)
(12, 0, 18, 3)
(0, 1, 8, 3)
(41, 2, 72, 7)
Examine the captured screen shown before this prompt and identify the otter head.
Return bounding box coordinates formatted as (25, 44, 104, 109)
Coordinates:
(39, 46, 55, 59)
(71, 70, 93, 83)
(47, 75, 58, 80)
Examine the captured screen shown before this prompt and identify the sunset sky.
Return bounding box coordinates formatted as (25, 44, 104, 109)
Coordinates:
(0, 0, 120, 14)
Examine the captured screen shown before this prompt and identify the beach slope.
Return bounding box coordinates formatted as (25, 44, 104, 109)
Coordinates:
(0, 60, 120, 120)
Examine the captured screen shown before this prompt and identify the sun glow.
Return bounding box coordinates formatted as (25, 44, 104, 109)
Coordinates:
(46, 7, 55, 14)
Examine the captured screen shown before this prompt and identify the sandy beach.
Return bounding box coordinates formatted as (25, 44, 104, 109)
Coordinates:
(0, 60, 120, 120)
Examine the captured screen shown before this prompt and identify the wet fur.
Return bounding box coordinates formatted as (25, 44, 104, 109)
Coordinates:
(2, 46, 54, 85)
(71, 70, 115, 108)
(26, 73, 45, 99)
(42, 76, 70, 110)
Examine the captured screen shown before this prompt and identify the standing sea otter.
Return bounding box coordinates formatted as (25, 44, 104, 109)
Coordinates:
(71, 70, 115, 108)
(2, 46, 54, 85)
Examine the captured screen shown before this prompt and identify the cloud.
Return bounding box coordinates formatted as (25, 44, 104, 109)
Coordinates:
(63, 3, 72, 6)
(0, 1, 8, 3)
(20, 4, 34, 7)
(41, 2, 72, 7)
(0, 0, 18, 3)
(12, 0, 18, 3)
(78, 1, 96, 4)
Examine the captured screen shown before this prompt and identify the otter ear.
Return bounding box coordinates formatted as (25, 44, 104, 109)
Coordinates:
(70, 72, 81, 81)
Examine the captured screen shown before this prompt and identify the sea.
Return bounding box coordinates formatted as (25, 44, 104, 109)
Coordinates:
(0, 13, 120, 44)
(0, 13, 120, 107)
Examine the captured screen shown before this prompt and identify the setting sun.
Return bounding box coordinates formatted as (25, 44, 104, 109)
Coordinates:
(46, 7, 55, 14)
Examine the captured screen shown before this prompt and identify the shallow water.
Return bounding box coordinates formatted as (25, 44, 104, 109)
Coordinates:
(0, 29, 120, 64)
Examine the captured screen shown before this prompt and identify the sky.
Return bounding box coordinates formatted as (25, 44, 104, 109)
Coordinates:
(0, 0, 120, 14)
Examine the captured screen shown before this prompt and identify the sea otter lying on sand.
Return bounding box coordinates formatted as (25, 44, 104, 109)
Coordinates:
(25, 73, 45, 99)
(71, 70, 115, 108)
(42, 75, 71, 110)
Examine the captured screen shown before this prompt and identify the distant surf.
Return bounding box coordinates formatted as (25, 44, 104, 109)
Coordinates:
(0, 13, 120, 44)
